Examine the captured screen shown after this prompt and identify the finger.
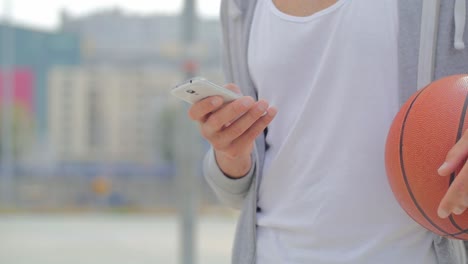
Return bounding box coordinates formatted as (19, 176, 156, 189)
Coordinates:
(188, 96, 223, 121)
(437, 161, 468, 218)
(438, 129, 468, 176)
(231, 107, 277, 151)
(219, 100, 269, 142)
(224, 99, 269, 128)
(204, 96, 255, 135)
(224, 83, 242, 95)
(453, 207, 466, 215)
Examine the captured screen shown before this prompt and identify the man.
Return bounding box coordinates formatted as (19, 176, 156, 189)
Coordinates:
(188, 0, 468, 263)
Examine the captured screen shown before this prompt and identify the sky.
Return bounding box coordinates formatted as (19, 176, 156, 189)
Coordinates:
(0, 0, 220, 30)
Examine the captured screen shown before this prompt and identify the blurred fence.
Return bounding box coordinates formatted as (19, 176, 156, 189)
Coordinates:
(6, 173, 220, 211)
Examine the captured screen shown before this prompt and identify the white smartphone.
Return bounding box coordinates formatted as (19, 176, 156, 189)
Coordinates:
(171, 77, 241, 104)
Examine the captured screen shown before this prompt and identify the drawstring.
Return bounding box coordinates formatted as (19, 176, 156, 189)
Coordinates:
(454, 0, 466, 50)
(418, 0, 441, 90)
(418, 0, 465, 90)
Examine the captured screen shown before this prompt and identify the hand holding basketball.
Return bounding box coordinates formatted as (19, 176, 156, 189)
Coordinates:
(437, 129, 468, 218)
(385, 74, 468, 239)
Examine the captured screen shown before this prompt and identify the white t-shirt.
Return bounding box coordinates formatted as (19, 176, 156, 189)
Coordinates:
(248, 0, 438, 263)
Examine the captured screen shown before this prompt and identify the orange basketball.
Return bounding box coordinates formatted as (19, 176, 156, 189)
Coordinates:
(385, 74, 468, 240)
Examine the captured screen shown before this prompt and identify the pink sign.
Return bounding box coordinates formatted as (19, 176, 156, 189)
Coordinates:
(0, 68, 34, 114)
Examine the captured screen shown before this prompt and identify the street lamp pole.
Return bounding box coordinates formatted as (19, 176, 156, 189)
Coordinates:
(177, 1, 199, 264)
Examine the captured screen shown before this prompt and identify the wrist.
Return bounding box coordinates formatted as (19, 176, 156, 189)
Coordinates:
(214, 151, 252, 179)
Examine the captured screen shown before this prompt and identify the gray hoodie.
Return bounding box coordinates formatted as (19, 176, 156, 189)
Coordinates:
(204, 0, 468, 263)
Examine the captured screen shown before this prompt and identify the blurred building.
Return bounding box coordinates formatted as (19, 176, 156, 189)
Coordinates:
(60, 8, 222, 67)
(49, 8, 225, 168)
(1, 10, 227, 210)
(0, 69, 34, 160)
(0, 23, 81, 145)
(48, 66, 181, 165)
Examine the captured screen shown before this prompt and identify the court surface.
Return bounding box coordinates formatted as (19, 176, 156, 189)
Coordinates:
(0, 214, 236, 264)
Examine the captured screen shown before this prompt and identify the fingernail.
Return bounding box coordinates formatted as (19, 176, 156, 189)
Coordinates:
(438, 208, 450, 218)
(242, 98, 253, 107)
(211, 97, 221, 106)
(268, 107, 277, 117)
(453, 207, 466, 215)
(463, 196, 468, 207)
(257, 104, 267, 113)
(438, 162, 450, 175)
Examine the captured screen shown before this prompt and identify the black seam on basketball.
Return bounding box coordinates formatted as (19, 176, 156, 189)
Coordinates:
(444, 226, 468, 237)
(445, 229, 468, 237)
(447, 89, 468, 233)
(399, 88, 456, 237)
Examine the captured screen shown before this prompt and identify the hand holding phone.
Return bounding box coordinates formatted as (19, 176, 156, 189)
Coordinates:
(177, 79, 277, 178)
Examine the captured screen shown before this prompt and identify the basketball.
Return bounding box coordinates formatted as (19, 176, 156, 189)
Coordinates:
(385, 74, 468, 240)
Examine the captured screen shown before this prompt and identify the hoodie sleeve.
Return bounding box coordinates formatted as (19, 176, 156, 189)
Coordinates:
(205, 0, 258, 209)
(203, 147, 255, 210)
